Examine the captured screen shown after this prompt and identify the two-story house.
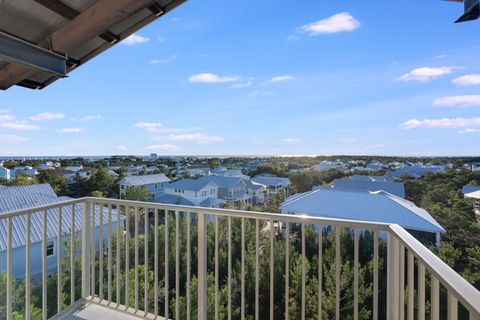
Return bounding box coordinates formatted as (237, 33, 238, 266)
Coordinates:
(161, 178, 219, 207)
(119, 173, 171, 201)
(0, 165, 11, 181)
(201, 175, 252, 204)
(251, 175, 291, 198)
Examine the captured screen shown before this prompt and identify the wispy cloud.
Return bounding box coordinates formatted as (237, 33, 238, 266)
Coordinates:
(60, 128, 85, 133)
(458, 128, 480, 134)
(134, 122, 200, 133)
(0, 114, 16, 122)
(230, 81, 252, 89)
(287, 35, 300, 42)
(72, 115, 102, 122)
(145, 144, 180, 153)
(116, 145, 128, 151)
(283, 138, 302, 144)
(0, 134, 28, 143)
(30, 112, 64, 121)
(433, 95, 480, 108)
(433, 54, 448, 59)
(302, 12, 360, 35)
(188, 73, 240, 83)
(267, 75, 294, 83)
(248, 91, 274, 97)
(396, 66, 457, 82)
(149, 54, 177, 64)
(452, 74, 480, 87)
(1, 121, 41, 130)
(156, 133, 224, 144)
(400, 117, 480, 129)
(0, 109, 9, 114)
(122, 33, 150, 46)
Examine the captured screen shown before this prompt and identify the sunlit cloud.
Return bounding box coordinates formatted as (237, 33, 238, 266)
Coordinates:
(30, 112, 64, 121)
(156, 133, 224, 144)
(188, 73, 240, 83)
(122, 33, 150, 45)
(72, 115, 102, 122)
(267, 75, 294, 83)
(1, 121, 41, 130)
(452, 74, 480, 87)
(458, 128, 480, 134)
(302, 13, 360, 35)
(400, 117, 480, 129)
(230, 81, 252, 89)
(433, 95, 480, 108)
(396, 66, 459, 82)
(283, 138, 302, 144)
(0, 134, 28, 143)
(60, 128, 85, 133)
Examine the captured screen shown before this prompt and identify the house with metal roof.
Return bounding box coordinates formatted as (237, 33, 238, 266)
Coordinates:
(244, 179, 267, 205)
(161, 178, 220, 207)
(252, 175, 291, 198)
(0, 165, 11, 181)
(333, 178, 406, 198)
(201, 175, 251, 204)
(462, 185, 480, 214)
(0, 184, 121, 278)
(351, 175, 393, 182)
(281, 187, 444, 246)
(119, 173, 171, 201)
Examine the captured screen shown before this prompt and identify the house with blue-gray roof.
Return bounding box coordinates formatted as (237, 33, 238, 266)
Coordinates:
(201, 175, 251, 204)
(0, 184, 122, 278)
(161, 178, 220, 207)
(119, 173, 171, 201)
(0, 165, 11, 181)
(333, 178, 406, 198)
(252, 175, 291, 198)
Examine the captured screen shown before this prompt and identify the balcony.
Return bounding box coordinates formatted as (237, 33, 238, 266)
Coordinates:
(1, 197, 479, 320)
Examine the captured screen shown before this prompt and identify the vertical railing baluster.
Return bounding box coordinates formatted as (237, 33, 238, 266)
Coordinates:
(108, 204, 112, 304)
(408, 251, 414, 320)
(165, 210, 169, 319)
(448, 292, 458, 320)
(197, 212, 207, 320)
(154, 208, 159, 317)
(145, 207, 149, 315)
(228, 216, 232, 320)
(301, 223, 306, 320)
(42, 209, 48, 320)
(431, 276, 439, 320)
(57, 206, 63, 314)
(241, 217, 245, 320)
(116, 205, 121, 307)
(7, 217, 13, 320)
(387, 233, 400, 320)
(354, 227, 359, 320)
(214, 215, 219, 320)
(255, 219, 259, 320)
(134, 207, 139, 313)
(270, 219, 274, 320)
(418, 263, 425, 320)
(399, 244, 405, 320)
(373, 229, 379, 320)
(318, 225, 323, 320)
(82, 202, 91, 299)
(187, 212, 191, 320)
(175, 210, 180, 320)
(70, 204, 75, 305)
(125, 207, 130, 310)
(285, 222, 289, 320)
(26, 213, 31, 320)
(99, 204, 104, 301)
(91, 203, 96, 300)
(335, 226, 341, 320)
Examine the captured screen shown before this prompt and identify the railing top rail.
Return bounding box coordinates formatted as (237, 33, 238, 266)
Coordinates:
(85, 197, 391, 230)
(0, 197, 86, 219)
(390, 224, 480, 317)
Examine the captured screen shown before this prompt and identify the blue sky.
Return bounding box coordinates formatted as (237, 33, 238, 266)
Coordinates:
(0, 0, 479, 157)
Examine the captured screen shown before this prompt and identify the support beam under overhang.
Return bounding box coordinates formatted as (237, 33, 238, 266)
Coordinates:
(0, 31, 66, 77)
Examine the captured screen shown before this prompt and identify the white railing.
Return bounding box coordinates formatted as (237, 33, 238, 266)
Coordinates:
(0, 197, 479, 320)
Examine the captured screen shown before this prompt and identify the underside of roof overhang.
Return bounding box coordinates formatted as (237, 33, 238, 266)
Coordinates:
(0, 0, 186, 90)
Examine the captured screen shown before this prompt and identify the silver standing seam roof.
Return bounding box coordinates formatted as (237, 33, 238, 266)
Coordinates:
(121, 173, 171, 187)
(333, 178, 406, 198)
(0, 184, 120, 251)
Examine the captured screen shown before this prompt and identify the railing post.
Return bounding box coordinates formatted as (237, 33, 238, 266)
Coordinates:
(197, 212, 207, 320)
(81, 201, 91, 298)
(387, 231, 400, 320)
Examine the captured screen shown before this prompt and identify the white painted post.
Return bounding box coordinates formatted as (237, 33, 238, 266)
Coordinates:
(82, 201, 91, 298)
(197, 212, 207, 320)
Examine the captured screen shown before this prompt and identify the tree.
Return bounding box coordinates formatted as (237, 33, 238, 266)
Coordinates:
(86, 169, 117, 198)
(124, 186, 151, 201)
(37, 170, 68, 195)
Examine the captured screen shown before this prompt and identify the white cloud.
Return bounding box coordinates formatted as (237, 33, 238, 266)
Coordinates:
(1, 121, 41, 130)
(458, 128, 480, 134)
(396, 66, 456, 82)
(302, 12, 360, 35)
(134, 122, 164, 132)
(145, 144, 180, 153)
(122, 33, 150, 46)
(433, 95, 480, 108)
(0, 109, 9, 114)
(188, 73, 240, 83)
(267, 75, 294, 83)
(433, 54, 448, 59)
(116, 145, 128, 151)
(72, 115, 102, 122)
(452, 74, 480, 86)
(60, 128, 85, 133)
(0, 114, 16, 122)
(0, 134, 28, 143)
(149, 55, 177, 64)
(248, 91, 274, 97)
(400, 117, 480, 129)
(30, 112, 64, 121)
(283, 138, 301, 144)
(230, 81, 252, 89)
(157, 133, 224, 144)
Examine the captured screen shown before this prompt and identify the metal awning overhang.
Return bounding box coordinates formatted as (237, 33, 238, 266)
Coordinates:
(0, 0, 187, 90)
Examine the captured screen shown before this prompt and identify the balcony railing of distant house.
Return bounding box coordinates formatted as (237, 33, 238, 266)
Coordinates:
(1, 197, 480, 320)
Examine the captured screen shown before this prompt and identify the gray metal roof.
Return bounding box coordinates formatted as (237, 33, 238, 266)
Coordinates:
(120, 174, 170, 186)
(167, 178, 216, 192)
(462, 185, 480, 194)
(0, 0, 186, 90)
(281, 188, 444, 234)
(333, 179, 406, 198)
(0, 184, 120, 251)
(155, 193, 195, 206)
(201, 175, 245, 189)
(252, 176, 290, 188)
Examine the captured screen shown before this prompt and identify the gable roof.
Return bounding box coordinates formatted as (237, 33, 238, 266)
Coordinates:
(167, 178, 217, 192)
(333, 178, 406, 198)
(121, 173, 170, 186)
(351, 175, 393, 182)
(252, 176, 290, 187)
(462, 185, 480, 195)
(201, 175, 245, 189)
(281, 188, 444, 234)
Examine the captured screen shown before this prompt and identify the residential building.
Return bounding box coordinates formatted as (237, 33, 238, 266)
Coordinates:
(210, 167, 249, 179)
(185, 165, 211, 177)
(251, 175, 291, 198)
(313, 160, 347, 172)
(65, 165, 83, 172)
(0, 165, 11, 181)
(201, 175, 251, 204)
(244, 179, 267, 204)
(462, 185, 480, 215)
(11, 166, 38, 178)
(161, 178, 219, 207)
(333, 178, 406, 198)
(75, 169, 92, 180)
(119, 173, 171, 201)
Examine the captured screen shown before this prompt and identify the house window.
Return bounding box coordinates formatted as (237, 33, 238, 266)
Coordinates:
(46, 241, 54, 257)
